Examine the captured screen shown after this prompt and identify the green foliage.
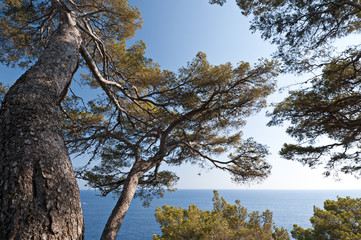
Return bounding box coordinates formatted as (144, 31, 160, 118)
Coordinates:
(265, 32, 361, 177)
(0, 82, 6, 97)
(153, 190, 290, 240)
(0, 82, 8, 107)
(0, 0, 142, 68)
(0, 0, 52, 67)
(1, 0, 279, 210)
(212, 0, 361, 72)
(64, 52, 279, 201)
(209, 0, 226, 6)
(210, 1, 361, 176)
(267, 54, 361, 176)
(0, 0, 279, 237)
(292, 197, 361, 240)
(236, 0, 361, 72)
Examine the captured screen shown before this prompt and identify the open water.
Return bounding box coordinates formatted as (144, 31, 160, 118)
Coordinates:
(80, 189, 361, 239)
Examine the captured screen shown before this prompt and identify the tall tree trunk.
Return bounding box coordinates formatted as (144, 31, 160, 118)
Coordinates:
(0, 22, 84, 239)
(100, 161, 151, 240)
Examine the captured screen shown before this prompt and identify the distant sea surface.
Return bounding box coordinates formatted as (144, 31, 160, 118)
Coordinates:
(80, 189, 361, 239)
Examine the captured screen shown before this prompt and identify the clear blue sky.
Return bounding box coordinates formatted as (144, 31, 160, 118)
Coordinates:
(1, 0, 360, 189)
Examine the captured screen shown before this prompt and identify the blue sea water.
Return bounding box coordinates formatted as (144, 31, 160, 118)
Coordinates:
(80, 189, 361, 239)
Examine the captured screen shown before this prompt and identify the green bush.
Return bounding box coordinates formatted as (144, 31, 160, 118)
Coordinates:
(292, 197, 361, 240)
(153, 191, 290, 240)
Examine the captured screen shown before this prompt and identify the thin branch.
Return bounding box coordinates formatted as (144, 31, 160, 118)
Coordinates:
(79, 44, 128, 114)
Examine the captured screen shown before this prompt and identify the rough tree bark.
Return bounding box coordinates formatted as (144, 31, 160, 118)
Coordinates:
(0, 21, 84, 239)
(100, 160, 154, 240)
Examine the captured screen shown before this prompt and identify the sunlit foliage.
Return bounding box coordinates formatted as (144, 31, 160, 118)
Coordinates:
(268, 57, 361, 176)
(63, 52, 279, 204)
(211, 0, 361, 177)
(292, 197, 361, 240)
(153, 190, 290, 240)
(211, 0, 361, 72)
(0, 0, 142, 68)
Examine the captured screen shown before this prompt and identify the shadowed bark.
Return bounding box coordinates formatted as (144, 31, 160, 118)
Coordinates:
(0, 22, 84, 239)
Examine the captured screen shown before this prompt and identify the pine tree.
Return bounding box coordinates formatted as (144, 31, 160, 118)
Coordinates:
(154, 190, 290, 240)
(211, 0, 361, 177)
(64, 52, 279, 239)
(0, 0, 140, 238)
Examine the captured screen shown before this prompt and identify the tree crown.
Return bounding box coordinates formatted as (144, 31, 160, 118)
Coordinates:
(208, 0, 361, 177)
(0, 0, 142, 68)
(63, 53, 279, 203)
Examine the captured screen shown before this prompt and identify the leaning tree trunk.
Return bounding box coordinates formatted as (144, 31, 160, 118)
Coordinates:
(100, 160, 153, 240)
(0, 22, 84, 239)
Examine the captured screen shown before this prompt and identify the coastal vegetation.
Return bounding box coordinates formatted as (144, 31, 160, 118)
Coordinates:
(154, 192, 361, 240)
(213, 0, 361, 178)
(1, 0, 361, 239)
(292, 197, 361, 240)
(0, 0, 277, 239)
(153, 190, 290, 240)
(63, 22, 278, 240)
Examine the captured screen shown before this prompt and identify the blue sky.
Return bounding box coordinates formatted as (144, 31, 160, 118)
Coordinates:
(1, 0, 360, 189)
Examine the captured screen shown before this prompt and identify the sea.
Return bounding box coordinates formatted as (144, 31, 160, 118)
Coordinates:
(80, 189, 361, 239)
